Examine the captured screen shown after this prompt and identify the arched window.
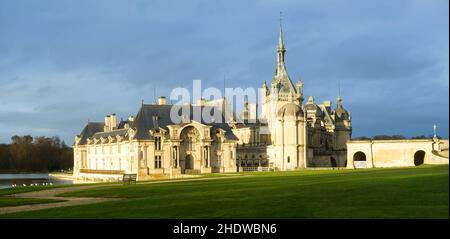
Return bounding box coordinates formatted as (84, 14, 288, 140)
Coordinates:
(287, 156, 290, 163)
(353, 152, 366, 161)
(181, 126, 199, 152)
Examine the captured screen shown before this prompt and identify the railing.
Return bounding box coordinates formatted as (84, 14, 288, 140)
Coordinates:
(239, 167, 274, 172)
(79, 169, 125, 175)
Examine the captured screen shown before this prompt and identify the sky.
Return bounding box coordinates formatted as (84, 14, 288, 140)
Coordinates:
(0, 0, 448, 144)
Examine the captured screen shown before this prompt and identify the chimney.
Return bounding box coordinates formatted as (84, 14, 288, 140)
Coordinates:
(104, 115, 111, 132)
(110, 113, 117, 130)
(158, 96, 166, 105)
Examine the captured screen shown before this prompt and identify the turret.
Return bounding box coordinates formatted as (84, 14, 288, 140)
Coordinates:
(333, 95, 352, 150)
(262, 81, 269, 98)
(296, 79, 303, 104)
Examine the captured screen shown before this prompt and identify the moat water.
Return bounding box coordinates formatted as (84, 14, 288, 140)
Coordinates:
(0, 173, 74, 189)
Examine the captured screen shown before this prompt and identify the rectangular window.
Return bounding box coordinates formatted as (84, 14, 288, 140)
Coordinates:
(155, 137, 162, 151)
(154, 156, 162, 169)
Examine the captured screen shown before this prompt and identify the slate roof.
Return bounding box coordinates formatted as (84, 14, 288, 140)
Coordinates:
(132, 104, 238, 141)
(76, 122, 104, 145)
(275, 69, 296, 94)
(76, 104, 239, 145)
(91, 128, 128, 139)
(333, 106, 350, 121)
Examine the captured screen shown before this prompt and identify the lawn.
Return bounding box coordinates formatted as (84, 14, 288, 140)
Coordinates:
(0, 165, 448, 219)
(0, 185, 69, 196)
(0, 197, 65, 207)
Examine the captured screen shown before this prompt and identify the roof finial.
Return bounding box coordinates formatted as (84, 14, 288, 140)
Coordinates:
(278, 11, 285, 51)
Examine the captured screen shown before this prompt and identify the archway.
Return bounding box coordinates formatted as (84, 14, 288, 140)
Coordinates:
(185, 154, 194, 170)
(414, 150, 425, 166)
(180, 126, 200, 152)
(353, 151, 367, 168)
(179, 126, 199, 174)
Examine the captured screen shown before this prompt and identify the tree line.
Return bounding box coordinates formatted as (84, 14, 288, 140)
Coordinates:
(0, 135, 73, 172)
(353, 135, 442, 140)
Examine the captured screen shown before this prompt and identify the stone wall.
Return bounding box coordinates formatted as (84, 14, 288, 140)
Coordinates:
(347, 138, 448, 168)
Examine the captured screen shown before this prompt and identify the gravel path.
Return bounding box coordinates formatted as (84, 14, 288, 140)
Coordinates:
(0, 186, 119, 215)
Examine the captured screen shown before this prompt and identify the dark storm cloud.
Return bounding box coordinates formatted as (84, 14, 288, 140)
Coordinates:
(0, 0, 448, 143)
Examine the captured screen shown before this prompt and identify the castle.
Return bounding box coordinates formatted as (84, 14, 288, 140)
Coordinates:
(72, 23, 354, 181)
(232, 24, 351, 170)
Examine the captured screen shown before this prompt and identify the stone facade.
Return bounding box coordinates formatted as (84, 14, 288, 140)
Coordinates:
(73, 103, 238, 181)
(347, 138, 449, 168)
(232, 24, 352, 170)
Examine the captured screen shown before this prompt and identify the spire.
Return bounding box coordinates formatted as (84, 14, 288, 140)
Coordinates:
(278, 12, 285, 51)
(271, 12, 296, 97)
(277, 11, 286, 73)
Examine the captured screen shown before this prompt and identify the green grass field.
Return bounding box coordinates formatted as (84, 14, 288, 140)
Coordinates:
(0, 197, 65, 207)
(0, 184, 69, 196)
(0, 165, 448, 219)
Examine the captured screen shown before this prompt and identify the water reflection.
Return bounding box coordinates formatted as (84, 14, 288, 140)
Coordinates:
(0, 173, 73, 189)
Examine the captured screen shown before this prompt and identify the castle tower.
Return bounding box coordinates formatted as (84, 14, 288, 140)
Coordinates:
(262, 16, 301, 140)
(273, 103, 306, 170)
(333, 95, 352, 150)
(263, 15, 307, 169)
